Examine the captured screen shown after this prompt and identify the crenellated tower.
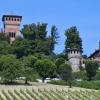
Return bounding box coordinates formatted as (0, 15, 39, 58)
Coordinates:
(2, 15, 22, 42)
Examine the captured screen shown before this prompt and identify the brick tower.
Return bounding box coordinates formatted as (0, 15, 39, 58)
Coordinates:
(2, 15, 22, 42)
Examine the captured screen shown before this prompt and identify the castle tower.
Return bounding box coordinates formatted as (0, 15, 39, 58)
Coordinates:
(67, 48, 82, 72)
(2, 15, 22, 42)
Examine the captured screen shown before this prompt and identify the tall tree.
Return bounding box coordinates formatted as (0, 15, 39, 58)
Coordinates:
(65, 26, 82, 52)
(59, 63, 73, 87)
(49, 25, 59, 52)
(85, 60, 99, 81)
(21, 23, 47, 40)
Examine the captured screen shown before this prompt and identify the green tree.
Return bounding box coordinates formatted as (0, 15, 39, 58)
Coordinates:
(55, 57, 65, 74)
(21, 23, 59, 56)
(0, 55, 21, 83)
(85, 60, 99, 81)
(0, 32, 10, 42)
(21, 23, 47, 40)
(21, 55, 37, 84)
(59, 63, 73, 88)
(49, 25, 59, 52)
(34, 59, 56, 83)
(65, 26, 82, 52)
(0, 33, 11, 55)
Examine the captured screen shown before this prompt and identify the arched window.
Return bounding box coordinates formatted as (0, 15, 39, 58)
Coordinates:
(6, 17, 8, 21)
(17, 18, 19, 21)
(14, 32, 16, 37)
(14, 18, 16, 21)
(12, 18, 13, 21)
(9, 32, 11, 37)
(9, 17, 10, 21)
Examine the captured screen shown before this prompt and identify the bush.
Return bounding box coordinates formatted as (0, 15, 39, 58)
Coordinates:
(94, 71, 100, 80)
(73, 70, 87, 80)
(48, 80, 100, 90)
(48, 80, 66, 85)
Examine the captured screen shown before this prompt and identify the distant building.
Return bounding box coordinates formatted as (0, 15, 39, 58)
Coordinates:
(2, 15, 22, 42)
(67, 48, 83, 72)
(88, 42, 100, 63)
(89, 50, 100, 62)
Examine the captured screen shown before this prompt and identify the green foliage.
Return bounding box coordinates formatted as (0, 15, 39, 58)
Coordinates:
(0, 33, 11, 55)
(49, 80, 100, 90)
(21, 23, 47, 40)
(49, 25, 59, 51)
(34, 59, 57, 83)
(94, 71, 100, 80)
(48, 80, 66, 85)
(55, 58, 65, 73)
(85, 60, 99, 81)
(0, 55, 21, 83)
(0, 33, 10, 42)
(12, 39, 36, 58)
(21, 23, 59, 55)
(21, 55, 38, 84)
(59, 64, 72, 81)
(73, 70, 87, 80)
(65, 26, 82, 52)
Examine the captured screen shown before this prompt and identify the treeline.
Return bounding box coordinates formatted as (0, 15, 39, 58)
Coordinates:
(0, 23, 99, 86)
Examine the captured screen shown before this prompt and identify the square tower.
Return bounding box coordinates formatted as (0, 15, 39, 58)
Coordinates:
(2, 15, 22, 42)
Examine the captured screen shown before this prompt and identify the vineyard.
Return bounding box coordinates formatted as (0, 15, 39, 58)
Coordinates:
(0, 85, 100, 100)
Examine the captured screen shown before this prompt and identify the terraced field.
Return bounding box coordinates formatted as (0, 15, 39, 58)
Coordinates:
(0, 84, 100, 100)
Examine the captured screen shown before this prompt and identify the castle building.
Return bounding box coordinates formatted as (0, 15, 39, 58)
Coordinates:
(2, 15, 22, 42)
(67, 48, 82, 72)
(89, 42, 100, 63)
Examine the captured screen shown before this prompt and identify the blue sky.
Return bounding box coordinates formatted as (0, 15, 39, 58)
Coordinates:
(0, 0, 100, 56)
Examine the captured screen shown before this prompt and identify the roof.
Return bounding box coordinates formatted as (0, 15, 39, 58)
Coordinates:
(89, 49, 100, 58)
(2, 15, 22, 21)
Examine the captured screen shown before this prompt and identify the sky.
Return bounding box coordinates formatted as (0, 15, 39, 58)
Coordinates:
(0, 0, 100, 56)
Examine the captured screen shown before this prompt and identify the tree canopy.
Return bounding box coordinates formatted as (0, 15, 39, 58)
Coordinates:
(65, 26, 82, 52)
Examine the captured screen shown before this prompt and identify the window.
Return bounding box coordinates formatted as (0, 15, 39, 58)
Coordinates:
(14, 32, 15, 37)
(14, 18, 16, 21)
(9, 32, 11, 37)
(6, 17, 8, 21)
(9, 17, 10, 21)
(12, 18, 13, 21)
(17, 18, 19, 21)
(9, 32, 16, 38)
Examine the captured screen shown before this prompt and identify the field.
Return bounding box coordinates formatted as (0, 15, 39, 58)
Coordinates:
(0, 83, 100, 100)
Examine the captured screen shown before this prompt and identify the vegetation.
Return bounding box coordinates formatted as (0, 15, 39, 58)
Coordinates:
(65, 26, 82, 52)
(85, 60, 99, 81)
(34, 59, 56, 83)
(49, 80, 100, 90)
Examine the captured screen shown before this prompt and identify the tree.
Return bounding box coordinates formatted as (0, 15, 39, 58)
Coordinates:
(21, 23, 59, 56)
(49, 25, 59, 52)
(55, 57, 65, 74)
(65, 26, 82, 52)
(0, 33, 10, 42)
(21, 23, 47, 40)
(59, 63, 73, 88)
(0, 33, 11, 55)
(34, 59, 56, 83)
(85, 60, 99, 81)
(21, 55, 37, 84)
(0, 55, 21, 83)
